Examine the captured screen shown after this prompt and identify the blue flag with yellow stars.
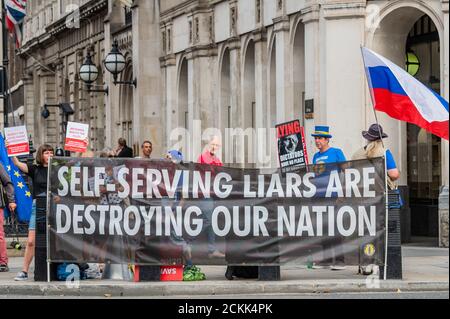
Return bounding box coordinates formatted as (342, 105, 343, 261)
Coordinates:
(0, 133, 33, 222)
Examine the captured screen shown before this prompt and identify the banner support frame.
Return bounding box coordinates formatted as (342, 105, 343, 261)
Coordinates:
(383, 155, 389, 280)
(46, 157, 52, 283)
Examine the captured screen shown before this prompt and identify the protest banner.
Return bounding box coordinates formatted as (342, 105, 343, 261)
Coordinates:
(276, 120, 309, 172)
(47, 157, 386, 267)
(64, 122, 89, 153)
(4, 126, 29, 157)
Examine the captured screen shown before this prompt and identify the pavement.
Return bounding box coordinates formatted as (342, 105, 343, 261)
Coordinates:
(0, 246, 448, 298)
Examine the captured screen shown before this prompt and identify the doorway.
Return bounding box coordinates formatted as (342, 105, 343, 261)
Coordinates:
(406, 15, 441, 244)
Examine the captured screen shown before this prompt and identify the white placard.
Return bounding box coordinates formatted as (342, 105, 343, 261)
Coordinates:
(64, 122, 89, 153)
(4, 126, 30, 157)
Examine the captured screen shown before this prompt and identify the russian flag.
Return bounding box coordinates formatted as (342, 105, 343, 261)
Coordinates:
(362, 47, 449, 140)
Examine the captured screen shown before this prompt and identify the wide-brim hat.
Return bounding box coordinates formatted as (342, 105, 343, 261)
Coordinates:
(362, 124, 388, 141)
(311, 126, 332, 138)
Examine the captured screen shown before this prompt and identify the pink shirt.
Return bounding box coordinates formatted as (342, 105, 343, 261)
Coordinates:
(197, 151, 223, 167)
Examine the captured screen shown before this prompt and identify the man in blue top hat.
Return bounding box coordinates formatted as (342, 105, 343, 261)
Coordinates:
(312, 126, 346, 166)
(311, 126, 347, 271)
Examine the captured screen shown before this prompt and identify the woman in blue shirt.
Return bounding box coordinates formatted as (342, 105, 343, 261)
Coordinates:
(352, 124, 400, 189)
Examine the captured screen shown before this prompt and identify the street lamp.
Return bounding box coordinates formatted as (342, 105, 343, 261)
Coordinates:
(41, 103, 74, 156)
(79, 51, 109, 94)
(79, 40, 136, 92)
(103, 39, 137, 87)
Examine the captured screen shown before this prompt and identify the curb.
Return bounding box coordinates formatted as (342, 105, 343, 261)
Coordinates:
(0, 280, 448, 297)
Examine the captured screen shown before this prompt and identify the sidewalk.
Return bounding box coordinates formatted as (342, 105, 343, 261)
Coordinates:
(0, 246, 447, 297)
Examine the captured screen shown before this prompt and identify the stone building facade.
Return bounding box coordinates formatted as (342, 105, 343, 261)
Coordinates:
(156, 0, 449, 245)
(4, 0, 449, 245)
(18, 0, 108, 151)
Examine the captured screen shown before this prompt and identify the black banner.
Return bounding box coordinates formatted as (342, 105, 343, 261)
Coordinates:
(48, 157, 386, 266)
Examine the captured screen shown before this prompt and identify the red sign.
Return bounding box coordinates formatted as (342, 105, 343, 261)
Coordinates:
(133, 265, 184, 282)
(160, 266, 184, 281)
(65, 138, 88, 153)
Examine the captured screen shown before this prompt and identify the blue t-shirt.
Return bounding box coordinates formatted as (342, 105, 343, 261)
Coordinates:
(313, 147, 347, 165)
(386, 149, 397, 170)
(312, 148, 347, 197)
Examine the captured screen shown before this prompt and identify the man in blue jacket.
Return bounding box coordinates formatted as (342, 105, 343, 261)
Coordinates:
(311, 126, 347, 271)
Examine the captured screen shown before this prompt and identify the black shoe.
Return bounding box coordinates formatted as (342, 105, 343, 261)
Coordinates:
(0, 264, 9, 272)
(225, 267, 234, 281)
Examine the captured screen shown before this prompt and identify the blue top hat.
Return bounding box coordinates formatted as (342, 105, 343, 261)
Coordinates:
(168, 150, 184, 162)
(311, 126, 333, 138)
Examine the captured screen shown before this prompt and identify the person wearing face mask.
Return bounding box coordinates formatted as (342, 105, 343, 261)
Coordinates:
(10, 144, 54, 281)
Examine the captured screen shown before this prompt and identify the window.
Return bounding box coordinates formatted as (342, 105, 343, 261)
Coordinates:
(125, 7, 132, 25)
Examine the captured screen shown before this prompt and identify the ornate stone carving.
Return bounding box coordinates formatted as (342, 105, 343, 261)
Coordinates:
(230, 6, 237, 36)
(209, 14, 214, 43)
(256, 0, 261, 23)
(195, 17, 200, 43)
(189, 20, 193, 44)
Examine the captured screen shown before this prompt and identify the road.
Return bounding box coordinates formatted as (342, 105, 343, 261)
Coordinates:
(1, 291, 448, 299)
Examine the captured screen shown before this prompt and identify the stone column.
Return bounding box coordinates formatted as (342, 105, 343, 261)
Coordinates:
(23, 75, 35, 142)
(185, 49, 218, 161)
(273, 15, 293, 123)
(302, 4, 320, 159)
(228, 38, 242, 166)
(253, 28, 270, 168)
(440, 0, 449, 248)
(132, 0, 163, 156)
(320, 1, 366, 158)
(161, 54, 177, 153)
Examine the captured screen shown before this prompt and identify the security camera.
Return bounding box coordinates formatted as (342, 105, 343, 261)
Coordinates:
(41, 107, 50, 119)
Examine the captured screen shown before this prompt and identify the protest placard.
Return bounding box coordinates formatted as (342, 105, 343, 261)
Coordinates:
(64, 122, 89, 153)
(276, 120, 309, 172)
(4, 126, 30, 157)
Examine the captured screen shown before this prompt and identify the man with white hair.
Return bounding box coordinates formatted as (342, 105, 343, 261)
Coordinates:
(197, 135, 225, 259)
(197, 135, 223, 166)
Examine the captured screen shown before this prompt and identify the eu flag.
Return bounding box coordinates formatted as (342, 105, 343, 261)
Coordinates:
(0, 133, 33, 222)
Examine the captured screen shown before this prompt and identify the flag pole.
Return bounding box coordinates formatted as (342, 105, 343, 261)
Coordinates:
(1, 0, 10, 127)
(361, 46, 389, 280)
(1, 0, 17, 127)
